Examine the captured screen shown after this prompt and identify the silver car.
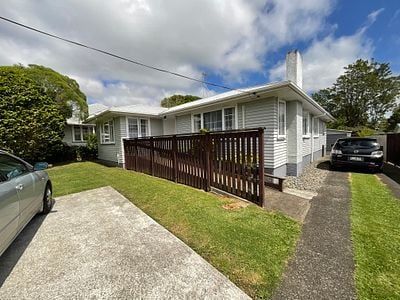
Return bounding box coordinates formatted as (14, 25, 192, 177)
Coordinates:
(0, 150, 53, 256)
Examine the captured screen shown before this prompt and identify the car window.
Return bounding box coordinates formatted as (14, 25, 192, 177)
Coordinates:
(337, 139, 379, 148)
(0, 154, 29, 181)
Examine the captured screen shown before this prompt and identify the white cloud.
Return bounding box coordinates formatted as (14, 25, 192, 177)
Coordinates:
(269, 10, 381, 92)
(0, 0, 335, 105)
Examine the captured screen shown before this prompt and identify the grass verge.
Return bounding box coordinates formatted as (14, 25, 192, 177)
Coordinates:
(48, 162, 300, 299)
(350, 173, 400, 299)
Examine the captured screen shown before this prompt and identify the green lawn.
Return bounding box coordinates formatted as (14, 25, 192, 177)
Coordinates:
(47, 162, 300, 299)
(351, 173, 400, 300)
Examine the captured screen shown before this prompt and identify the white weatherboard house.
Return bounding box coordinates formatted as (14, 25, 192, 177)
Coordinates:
(87, 51, 334, 176)
(63, 103, 107, 146)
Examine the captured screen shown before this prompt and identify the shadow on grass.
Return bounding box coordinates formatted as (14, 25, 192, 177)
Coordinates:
(0, 213, 50, 287)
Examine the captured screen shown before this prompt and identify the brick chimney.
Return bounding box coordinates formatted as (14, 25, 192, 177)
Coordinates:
(286, 50, 303, 88)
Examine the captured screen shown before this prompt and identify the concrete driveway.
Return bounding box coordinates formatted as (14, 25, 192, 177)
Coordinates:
(0, 186, 249, 299)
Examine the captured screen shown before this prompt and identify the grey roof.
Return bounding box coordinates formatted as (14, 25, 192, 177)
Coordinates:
(67, 103, 108, 125)
(86, 81, 335, 123)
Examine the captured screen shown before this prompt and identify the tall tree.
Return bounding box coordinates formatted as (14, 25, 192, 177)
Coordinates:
(161, 94, 200, 108)
(0, 65, 88, 161)
(387, 104, 400, 132)
(312, 59, 400, 129)
(14, 64, 87, 119)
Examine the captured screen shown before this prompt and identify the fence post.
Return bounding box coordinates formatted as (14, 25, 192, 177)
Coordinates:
(172, 135, 178, 182)
(204, 132, 211, 192)
(134, 138, 138, 170)
(150, 136, 154, 176)
(258, 128, 265, 206)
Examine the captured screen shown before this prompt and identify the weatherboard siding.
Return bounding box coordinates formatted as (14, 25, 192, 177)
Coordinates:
(176, 114, 192, 134)
(97, 116, 121, 164)
(150, 118, 163, 136)
(242, 97, 286, 170)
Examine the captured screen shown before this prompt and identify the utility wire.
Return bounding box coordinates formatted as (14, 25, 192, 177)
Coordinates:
(0, 16, 258, 97)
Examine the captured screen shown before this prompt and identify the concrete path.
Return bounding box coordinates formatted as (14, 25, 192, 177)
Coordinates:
(264, 188, 310, 223)
(272, 172, 356, 300)
(0, 187, 249, 300)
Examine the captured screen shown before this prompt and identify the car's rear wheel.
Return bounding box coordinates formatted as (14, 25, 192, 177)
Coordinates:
(42, 184, 53, 214)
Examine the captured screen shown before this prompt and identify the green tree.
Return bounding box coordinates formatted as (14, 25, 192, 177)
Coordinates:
(161, 94, 200, 108)
(386, 104, 400, 131)
(0, 65, 88, 162)
(313, 59, 400, 129)
(17, 64, 87, 119)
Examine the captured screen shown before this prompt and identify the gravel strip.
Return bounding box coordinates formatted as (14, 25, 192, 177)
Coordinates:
(284, 158, 330, 192)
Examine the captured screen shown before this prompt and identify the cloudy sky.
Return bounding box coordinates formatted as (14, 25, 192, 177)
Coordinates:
(0, 0, 399, 107)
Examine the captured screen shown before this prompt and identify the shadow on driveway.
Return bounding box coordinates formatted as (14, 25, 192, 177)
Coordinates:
(0, 213, 48, 287)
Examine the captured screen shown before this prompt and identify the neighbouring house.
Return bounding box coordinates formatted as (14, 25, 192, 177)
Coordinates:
(326, 129, 352, 151)
(86, 51, 334, 177)
(63, 103, 107, 146)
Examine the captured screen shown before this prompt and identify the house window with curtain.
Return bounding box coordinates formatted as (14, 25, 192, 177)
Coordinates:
(128, 118, 138, 138)
(193, 107, 235, 132)
(302, 111, 310, 137)
(128, 117, 149, 138)
(204, 110, 223, 131)
(140, 119, 148, 137)
(278, 100, 286, 138)
(224, 107, 235, 130)
(100, 120, 114, 144)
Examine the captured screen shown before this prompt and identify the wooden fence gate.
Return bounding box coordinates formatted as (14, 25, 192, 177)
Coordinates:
(387, 133, 400, 166)
(124, 128, 265, 205)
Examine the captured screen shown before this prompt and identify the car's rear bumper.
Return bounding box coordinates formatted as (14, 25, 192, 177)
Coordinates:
(331, 154, 383, 169)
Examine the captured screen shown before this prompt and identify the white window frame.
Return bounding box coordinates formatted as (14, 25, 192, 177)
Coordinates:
(191, 107, 237, 133)
(126, 116, 151, 138)
(100, 119, 115, 144)
(302, 111, 310, 138)
(313, 117, 319, 138)
(278, 100, 286, 139)
(72, 125, 94, 142)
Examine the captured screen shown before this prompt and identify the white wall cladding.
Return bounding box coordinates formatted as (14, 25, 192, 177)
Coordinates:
(151, 118, 163, 136)
(176, 114, 192, 134)
(243, 97, 286, 169)
(97, 116, 122, 163)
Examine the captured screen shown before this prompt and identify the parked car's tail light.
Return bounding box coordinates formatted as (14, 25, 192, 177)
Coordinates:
(331, 149, 342, 154)
(371, 150, 383, 157)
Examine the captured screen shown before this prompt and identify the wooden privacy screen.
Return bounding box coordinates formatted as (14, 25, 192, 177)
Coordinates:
(124, 128, 265, 206)
(387, 133, 400, 166)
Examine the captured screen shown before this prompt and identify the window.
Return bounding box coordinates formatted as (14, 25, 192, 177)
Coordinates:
(204, 110, 223, 131)
(73, 126, 82, 142)
(278, 100, 286, 137)
(193, 114, 201, 132)
(127, 117, 149, 138)
(313, 117, 319, 136)
(319, 120, 325, 135)
(73, 125, 94, 142)
(224, 108, 235, 130)
(302, 111, 310, 136)
(100, 120, 115, 144)
(140, 119, 148, 137)
(0, 154, 29, 181)
(128, 118, 138, 138)
(192, 107, 236, 132)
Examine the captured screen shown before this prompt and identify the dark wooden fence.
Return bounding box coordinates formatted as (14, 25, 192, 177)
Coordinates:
(124, 128, 265, 205)
(387, 133, 400, 166)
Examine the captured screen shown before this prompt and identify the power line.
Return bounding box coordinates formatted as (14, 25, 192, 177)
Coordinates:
(0, 16, 258, 97)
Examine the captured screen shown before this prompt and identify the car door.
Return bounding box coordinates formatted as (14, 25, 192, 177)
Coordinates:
(0, 154, 38, 232)
(0, 154, 21, 255)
